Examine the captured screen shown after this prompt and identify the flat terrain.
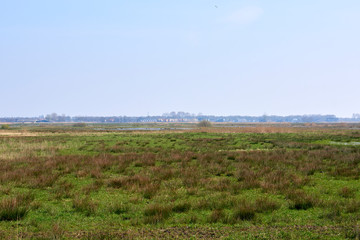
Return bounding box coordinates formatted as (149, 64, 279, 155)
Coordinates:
(1, 123, 360, 239)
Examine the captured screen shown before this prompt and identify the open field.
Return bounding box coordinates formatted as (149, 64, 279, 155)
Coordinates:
(1, 123, 360, 239)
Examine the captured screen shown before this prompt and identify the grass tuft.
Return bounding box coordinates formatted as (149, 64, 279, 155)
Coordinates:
(0, 195, 31, 221)
(72, 196, 97, 216)
(232, 200, 256, 221)
(287, 190, 318, 210)
(339, 187, 355, 198)
(255, 197, 280, 213)
(209, 209, 225, 223)
(172, 202, 191, 213)
(144, 204, 171, 224)
(108, 202, 129, 215)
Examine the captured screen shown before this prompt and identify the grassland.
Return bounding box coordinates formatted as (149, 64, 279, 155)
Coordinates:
(1, 123, 360, 239)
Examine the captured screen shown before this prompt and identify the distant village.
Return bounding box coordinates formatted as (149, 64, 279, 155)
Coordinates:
(1, 112, 360, 123)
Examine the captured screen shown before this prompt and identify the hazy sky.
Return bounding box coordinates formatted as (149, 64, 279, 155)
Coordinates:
(1, 0, 359, 117)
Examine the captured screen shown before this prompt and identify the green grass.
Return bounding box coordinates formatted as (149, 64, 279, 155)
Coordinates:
(0, 123, 360, 239)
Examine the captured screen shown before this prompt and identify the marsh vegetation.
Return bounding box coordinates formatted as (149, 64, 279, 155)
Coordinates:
(0, 123, 360, 239)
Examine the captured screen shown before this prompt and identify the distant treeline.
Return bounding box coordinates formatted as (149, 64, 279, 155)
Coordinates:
(1, 113, 359, 123)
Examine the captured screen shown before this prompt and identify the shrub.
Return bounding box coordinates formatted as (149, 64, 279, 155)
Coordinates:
(197, 120, 212, 128)
(0, 124, 10, 130)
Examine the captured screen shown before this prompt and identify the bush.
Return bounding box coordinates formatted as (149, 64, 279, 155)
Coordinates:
(0, 124, 10, 130)
(197, 120, 212, 128)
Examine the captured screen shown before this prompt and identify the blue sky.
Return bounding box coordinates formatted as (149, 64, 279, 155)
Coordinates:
(1, 0, 359, 117)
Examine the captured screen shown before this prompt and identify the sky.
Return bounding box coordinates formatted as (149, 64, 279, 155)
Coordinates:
(1, 0, 359, 117)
